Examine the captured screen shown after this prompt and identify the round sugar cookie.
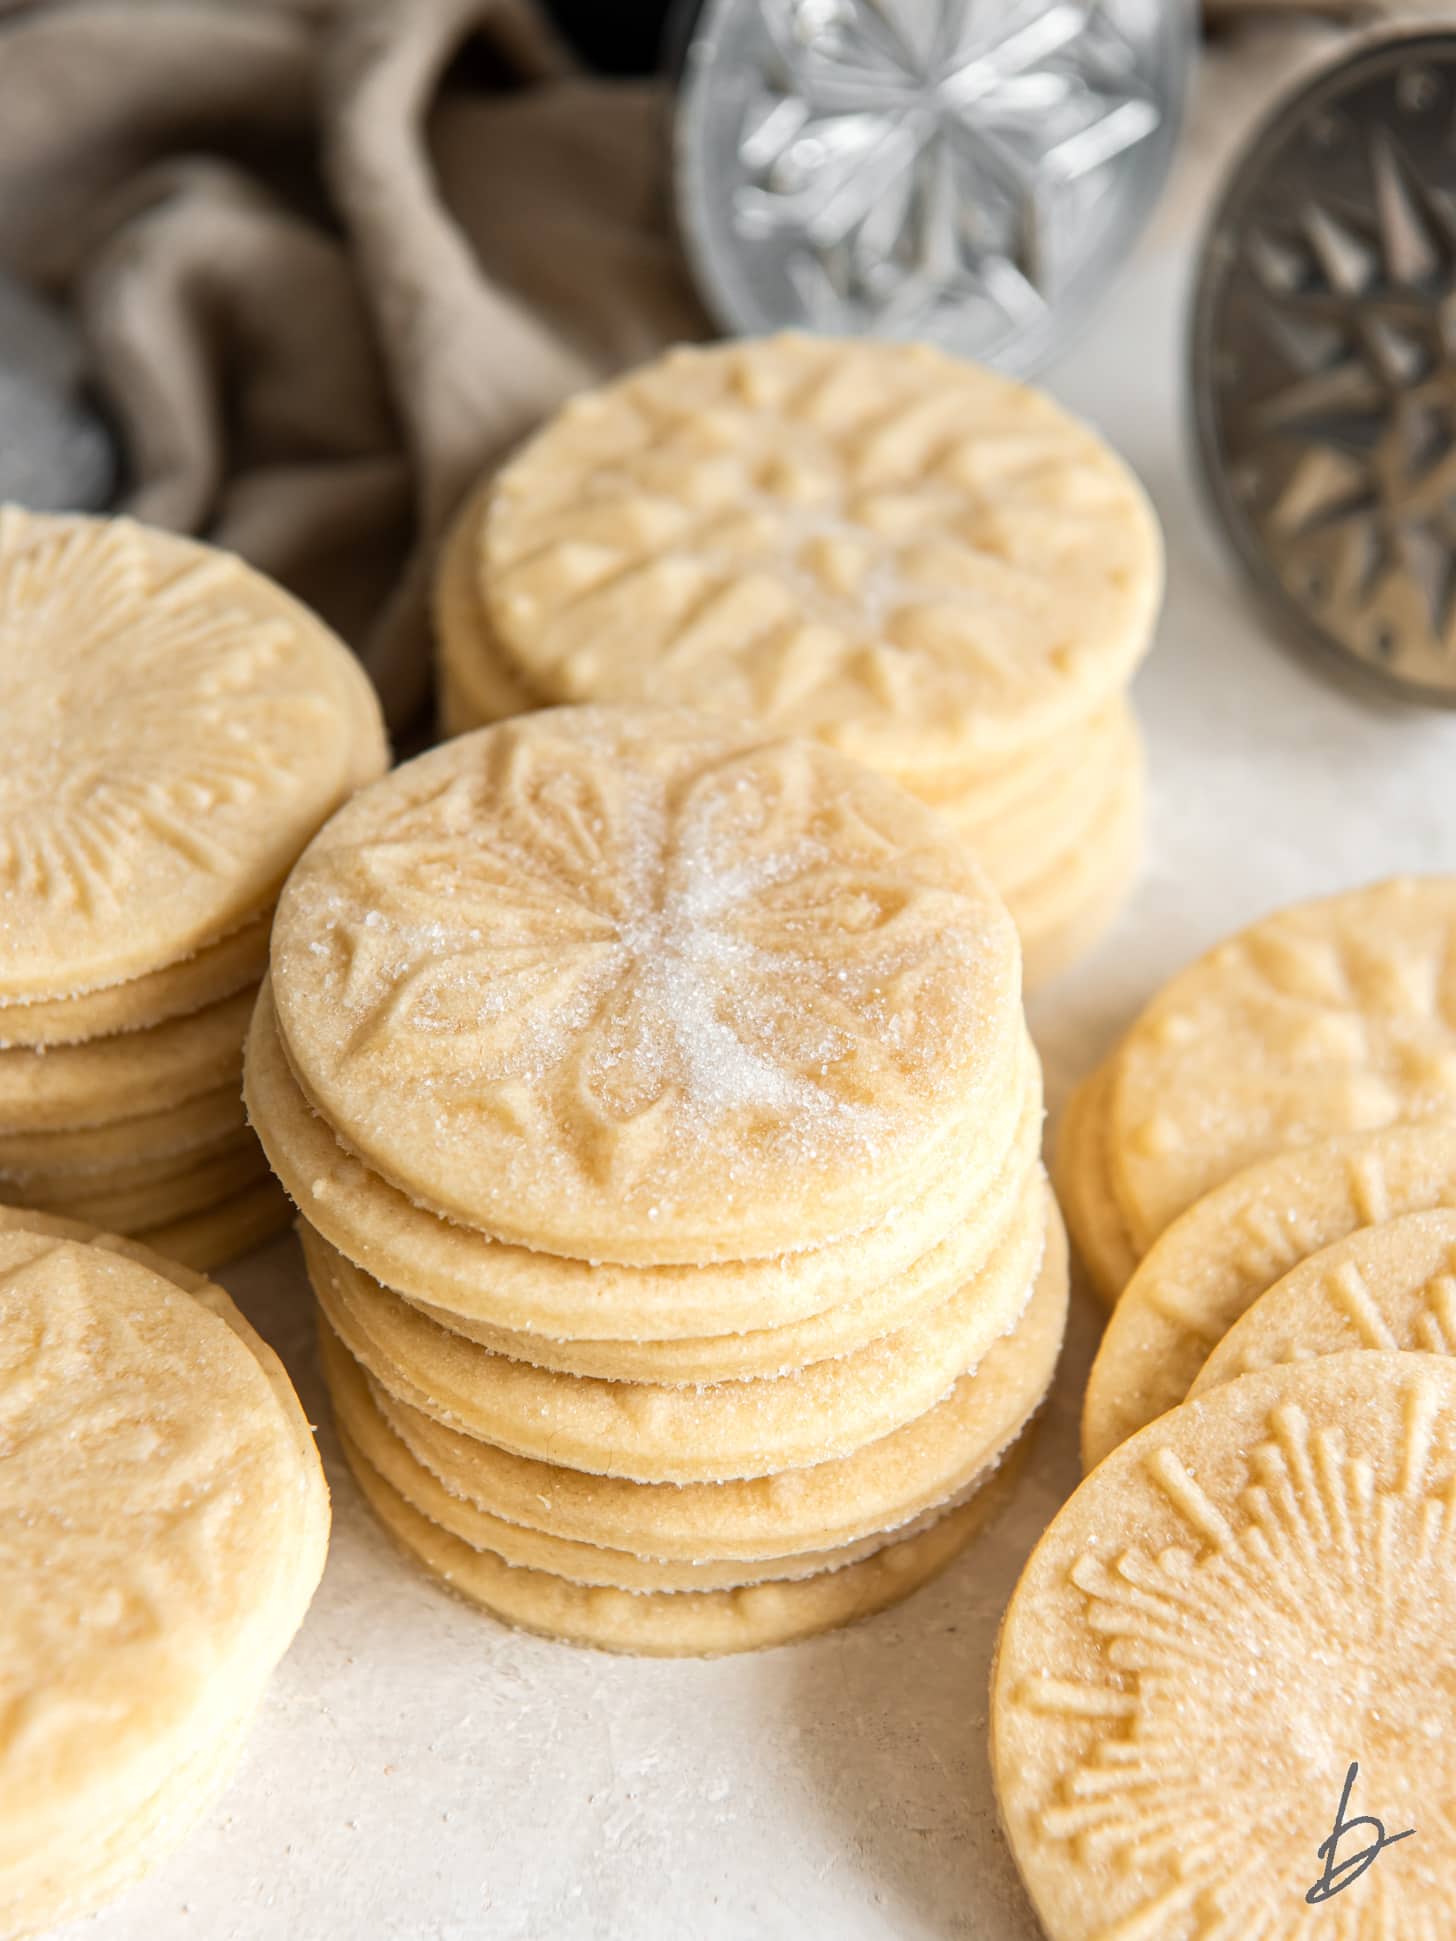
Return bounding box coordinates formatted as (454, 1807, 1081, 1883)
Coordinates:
(0, 508, 388, 1001)
(304, 1178, 1050, 1484)
(467, 335, 1162, 773)
(342, 1419, 1029, 1657)
(141, 1174, 292, 1271)
(5, 1700, 255, 1940)
(0, 1218, 329, 1930)
(1052, 1059, 1138, 1307)
(0, 1121, 253, 1201)
(0, 1080, 245, 1176)
(19, 1135, 268, 1233)
(1001, 747, 1143, 990)
(407, 1082, 1042, 1383)
(1108, 876, 1456, 1252)
(435, 478, 538, 729)
(967, 709, 1142, 905)
(323, 1323, 996, 1593)
(902, 698, 1126, 817)
(440, 460, 1135, 872)
(993, 1353, 1456, 1941)
(1191, 1207, 1456, 1395)
(0, 985, 253, 1132)
(270, 708, 1023, 1265)
(939, 705, 1139, 898)
(1080, 1121, 1456, 1470)
(0, 1203, 306, 1427)
(0, 910, 270, 1049)
(365, 1205, 1066, 1564)
(247, 977, 1032, 1339)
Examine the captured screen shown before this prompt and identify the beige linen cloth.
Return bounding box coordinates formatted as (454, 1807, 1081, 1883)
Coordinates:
(0, 0, 705, 729)
(0, 0, 1418, 733)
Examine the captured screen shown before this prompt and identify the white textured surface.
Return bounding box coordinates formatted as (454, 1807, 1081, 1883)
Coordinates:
(73, 122, 1456, 1941)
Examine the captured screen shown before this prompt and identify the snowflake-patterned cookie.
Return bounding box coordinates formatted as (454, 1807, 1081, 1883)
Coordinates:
(993, 1353, 1456, 1940)
(467, 335, 1162, 772)
(270, 707, 1022, 1265)
(0, 509, 387, 1000)
(1108, 877, 1456, 1252)
(0, 1215, 328, 1934)
(1081, 1121, 1456, 1469)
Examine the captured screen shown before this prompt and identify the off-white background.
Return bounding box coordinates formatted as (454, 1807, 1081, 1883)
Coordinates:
(71, 39, 1456, 1941)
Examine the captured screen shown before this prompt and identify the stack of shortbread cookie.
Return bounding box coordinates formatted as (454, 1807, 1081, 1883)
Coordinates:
(993, 878, 1456, 1934)
(434, 334, 1163, 988)
(0, 1205, 328, 1935)
(0, 508, 388, 1267)
(247, 706, 1066, 1654)
(993, 1349, 1456, 1938)
(1055, 876, 1456, 1309)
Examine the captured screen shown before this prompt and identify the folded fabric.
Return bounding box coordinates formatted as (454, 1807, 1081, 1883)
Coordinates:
(0, 0, 1401, 734)
(0, 0, 704, 731)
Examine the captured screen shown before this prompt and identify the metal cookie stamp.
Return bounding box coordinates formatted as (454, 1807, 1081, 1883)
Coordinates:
(1193, 31, 1456, 706)
(672, 0, 1191, 374)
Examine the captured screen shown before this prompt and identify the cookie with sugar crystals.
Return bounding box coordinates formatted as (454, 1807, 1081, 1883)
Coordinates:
(361, 1204, 1066, 1566)
(1080, 1121, 1456, 1470)
(0, 911, 269, 1048)
(993, 1353, 1456, 1941)
(246, 978, 1033, 1339)
(1190, 1206, 1456, 1395)
(0, 1080, 245, 1175)
(0, 1210, 328, 1935)
(0, 509, 387, 1002)
(401, 1064, 1039, 1384)
(458, 334, 1161, 775)
(994, 746, 1143, 991)
(270, 708, 1023, 1267)
(141, 1174, 292, 1272)
(303, 1174, 1049, 1485)
(0, 986, 254, 1132)
(1106, 876, 1456, 1253)
(322, 1322, 993, 1594)
(342, 1416, 1028, 1657)
(1052, 1057, 1138, 1306)
(17, 1133, 269, 1234)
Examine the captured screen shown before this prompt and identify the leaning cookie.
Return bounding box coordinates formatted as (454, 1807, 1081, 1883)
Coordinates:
(0, 1206, 329, 1935)
(994, 1353, 1455, 1938)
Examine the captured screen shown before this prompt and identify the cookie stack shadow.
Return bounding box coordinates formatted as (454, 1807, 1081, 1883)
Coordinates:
(0, 509, 388, 1269)
(436, 334, 1163, 987)
(245, 706, 1070, 1655)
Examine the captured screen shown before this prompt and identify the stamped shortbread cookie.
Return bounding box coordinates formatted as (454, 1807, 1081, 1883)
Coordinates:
(1191, 1206, 1456, 1393)
(1106, 876, 1456, 1252)
(436, 337, 1161, 985)
(304, 1179, 1050, 1484)
(0, 509, 387, 1001)
(247, 981, 1034, 1341)
(993, 1354, 1456, 1939)
(466, 335, 1162, 771)
(270, 709, 1023, 1266)
(0, 1212, 329, 1934)
(0, 509, 388, 1257)
(354, 1207, 1066, 1566)
(1080, 1121, 1456, 1469)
